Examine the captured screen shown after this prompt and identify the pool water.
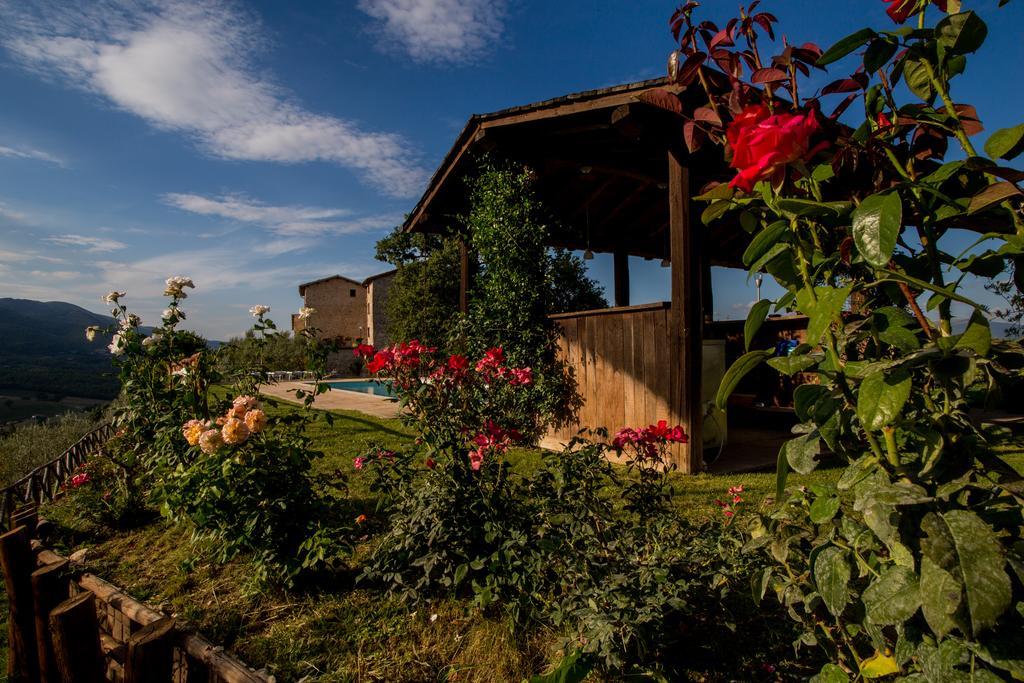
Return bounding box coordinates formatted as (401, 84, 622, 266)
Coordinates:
(326, 380, 395, 398)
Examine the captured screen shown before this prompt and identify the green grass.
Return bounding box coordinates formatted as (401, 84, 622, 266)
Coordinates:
(25, 396, 1024, 682)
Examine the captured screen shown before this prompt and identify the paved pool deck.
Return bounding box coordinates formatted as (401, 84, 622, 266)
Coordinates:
(259, 380, 401, 419)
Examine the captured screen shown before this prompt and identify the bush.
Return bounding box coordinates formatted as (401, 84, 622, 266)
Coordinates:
(89, 285, 344, 585)
(661, 1, 1024, 678)
(0, 412, 102, 486)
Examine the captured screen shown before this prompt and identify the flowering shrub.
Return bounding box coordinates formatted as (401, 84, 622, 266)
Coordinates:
(655, 1, 1024, 678)
(355, 341, 536, 602)
(88, 282, 343, 584)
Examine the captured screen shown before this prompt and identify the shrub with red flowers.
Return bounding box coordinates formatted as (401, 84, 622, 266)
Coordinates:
(354, 341, 538, 603)
(652, 1, 1024, 679)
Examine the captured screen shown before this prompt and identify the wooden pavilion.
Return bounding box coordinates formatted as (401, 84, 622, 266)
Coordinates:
(402, 77, 797, 473)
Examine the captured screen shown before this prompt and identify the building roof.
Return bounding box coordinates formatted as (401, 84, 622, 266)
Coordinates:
(297, 274, 362, 296)
(298, 269, 398, 296)
(362, 269, 397, 285)
(400, 77, 746, 265)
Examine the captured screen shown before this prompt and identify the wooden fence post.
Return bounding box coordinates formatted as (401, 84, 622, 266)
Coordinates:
(11, 507, 37, 536)
(49, 591, 105, 683)
(0, 525, 41, 682)
(32, 559, 70, 683)
(125, 616, 176, 683)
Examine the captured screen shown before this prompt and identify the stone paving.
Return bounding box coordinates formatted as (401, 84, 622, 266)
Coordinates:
(259, 380, 401, 419)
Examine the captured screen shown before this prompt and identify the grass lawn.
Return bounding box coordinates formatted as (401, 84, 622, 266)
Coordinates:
(20, 394, 1024, 682)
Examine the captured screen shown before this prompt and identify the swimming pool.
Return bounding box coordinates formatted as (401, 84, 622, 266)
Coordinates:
(325, 380, 395, 398)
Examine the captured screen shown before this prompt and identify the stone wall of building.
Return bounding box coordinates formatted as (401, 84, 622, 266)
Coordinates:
(300, 277, 367, 344)
(366, 273, 394, 347)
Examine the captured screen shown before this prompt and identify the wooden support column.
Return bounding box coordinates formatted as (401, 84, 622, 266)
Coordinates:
(459, 240, 470, 314)
(613, 250, 630, 307)
(668, 150, 703, 474)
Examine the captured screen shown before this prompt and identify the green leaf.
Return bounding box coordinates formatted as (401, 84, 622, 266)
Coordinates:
(529, 650, 592, 683)
(817, 28, 877, 66)
(936, 11, 988, 55)
(863, 566, 921, 625)
(853, 191, 902, 267)
(454, 563, 468, 586)
(716, 350, 771, 410)
(766, 354, 818, 376)
(744, 299, 772, 351)
(879, 267, 978, 307)
(857, 369, 912, 431)
(702, 199, 733, 225)
(984, 123, 1024, 160)
(941, 510, 1012, 635)
(796, 286, 852, 345)
(810, 663, 849, 683)
(968, 181, 1022, 214)
(794, 384, 834, 424)
(814, 546, 851, 617)
(920, 555, 962, 638)
(902, 59, 934, 101)
(783, 432, 821, 475)
(775, 445, 789, 501)
(860, 651, 901, 679)
(810, 496, 841, 524)
(864, 38, 898, 73)
(954, 309, 991, 355)
(742, 220, 788, 268)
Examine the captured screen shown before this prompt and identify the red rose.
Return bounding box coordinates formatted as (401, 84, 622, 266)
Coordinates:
(354, 343, 375, 358)
(727, 105, 823, 192)
(884, 0, 947, 24)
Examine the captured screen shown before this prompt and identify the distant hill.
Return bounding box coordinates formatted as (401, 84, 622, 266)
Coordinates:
(0, 298, 120, 400)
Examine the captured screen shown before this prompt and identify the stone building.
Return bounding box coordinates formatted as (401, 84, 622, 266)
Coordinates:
(292, 270, 396, 347)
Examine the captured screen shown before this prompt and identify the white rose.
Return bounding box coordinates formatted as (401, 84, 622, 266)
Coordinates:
(249, 304, 271, 317)
(142, 336, 157, 348)
(85, 326, 99, 342)
(297, 306, 316, 321)
(108, 333, 124, 355)
(102, 291, 126, 304)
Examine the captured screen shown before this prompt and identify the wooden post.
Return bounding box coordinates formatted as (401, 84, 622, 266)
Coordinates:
(11, 508, 37, 537)
(667, 149, 703, 474)
(32, 560, 69, 683)
(459, 239, 470, 314)
(125, 617, 176, 683)
(613, 250, 630, 307)
(0, 525, 40, 682)
(49, 591, 105, 683)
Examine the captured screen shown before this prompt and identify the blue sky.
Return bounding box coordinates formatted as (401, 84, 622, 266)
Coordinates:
(0, 0, 1021, 340)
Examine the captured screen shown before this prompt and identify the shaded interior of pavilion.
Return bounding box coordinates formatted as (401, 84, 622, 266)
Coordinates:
(403, 78, 811, 473)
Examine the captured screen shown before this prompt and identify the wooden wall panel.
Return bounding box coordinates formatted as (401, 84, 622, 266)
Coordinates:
(546, 303, 680, 461)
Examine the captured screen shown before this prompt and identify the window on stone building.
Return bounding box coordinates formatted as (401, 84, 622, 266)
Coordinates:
(350, 289, 356, 297)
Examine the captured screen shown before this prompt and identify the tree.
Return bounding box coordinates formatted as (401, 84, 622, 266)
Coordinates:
(375, 229, 462, 347)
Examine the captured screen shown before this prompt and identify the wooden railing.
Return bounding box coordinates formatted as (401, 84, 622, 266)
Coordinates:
(1, 423, 115, 530)
(0, 518, 270, 682)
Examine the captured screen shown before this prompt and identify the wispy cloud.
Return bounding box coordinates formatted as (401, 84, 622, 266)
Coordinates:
(29, 269, 80, 280)
(163, 192, 402, 237)
(0, 0, 428, 197)
(43, 233, 127, 252)
(358, 0, 506, 64)
(0, 144, 64, 166)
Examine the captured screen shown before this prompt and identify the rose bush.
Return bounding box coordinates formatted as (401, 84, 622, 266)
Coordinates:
(654, 1, 1024, 678)
(87, 284, 343, 585)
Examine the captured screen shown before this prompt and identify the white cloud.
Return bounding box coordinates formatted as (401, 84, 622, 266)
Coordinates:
(0, 202, 27, 222)
(29, 269, 80, 280)
(163, 192, 402, 237)
(358, 0, 506, 64)
(0, 144, 64, 166)
(44, 233, 127, 252)
(1, 0, 427, 197)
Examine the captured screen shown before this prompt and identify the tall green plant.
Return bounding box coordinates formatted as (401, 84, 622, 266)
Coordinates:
(651, 1, 1024, 679)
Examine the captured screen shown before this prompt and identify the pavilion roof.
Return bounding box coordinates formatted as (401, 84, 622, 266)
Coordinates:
(402, 78, 747, 267)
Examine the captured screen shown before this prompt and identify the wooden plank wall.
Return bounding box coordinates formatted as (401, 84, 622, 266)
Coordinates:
(546, 303, 673, 451)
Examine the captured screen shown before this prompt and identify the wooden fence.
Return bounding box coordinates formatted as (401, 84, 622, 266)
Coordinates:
(0, 514, 270, 683)
(1, 424, 115, 530)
